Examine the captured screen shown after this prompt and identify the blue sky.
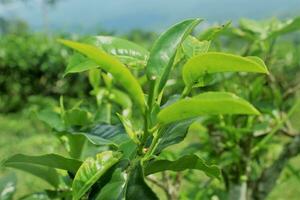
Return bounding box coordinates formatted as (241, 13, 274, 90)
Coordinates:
(1, 0, 300, 33)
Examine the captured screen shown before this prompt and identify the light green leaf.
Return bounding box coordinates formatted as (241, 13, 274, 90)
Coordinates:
(269, 16, 300, 38)
(84, 36, 149, 68)
(181, 36, 210, 58)
(72, 151, 122, 200)
(144, 154, 220, 179)
(198, 21, 231, 41)
(109, 89, 132, 111)
(65, 53, 98, 76)
(146, 18, 202, 102)
(239, 18, 267, 36)
(88, 68, 101, 90)
(182, 52, 269, 87)
(117, 114, 139, 144)
(158, 92, 260, 124)
(59, 39, 146, 113)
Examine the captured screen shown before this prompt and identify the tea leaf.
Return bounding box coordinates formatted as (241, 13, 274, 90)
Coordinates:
(146, 18, 202, 101)
(58, 39, 146, 113)
(145, 154, 220, 179)
(126, 162, 158, 200)
(158, 92, 260, 124)
(72, 151, 122, 200)
(2, 154, 82, 174)
(84, 36, 149, 68)
(183, 52, 269, 87)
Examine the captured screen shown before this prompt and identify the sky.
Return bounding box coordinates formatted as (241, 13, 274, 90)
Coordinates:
(1, 0, 300, 33)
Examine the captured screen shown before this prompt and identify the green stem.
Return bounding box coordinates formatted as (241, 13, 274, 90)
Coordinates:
(143, 128, 161, 161)
(180, 85, 192, 99)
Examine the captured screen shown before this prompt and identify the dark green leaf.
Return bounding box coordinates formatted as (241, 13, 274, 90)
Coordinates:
(126, 162, 158, 200)
(3, 154, 82, 174)
(94, 168, 126, 200)
(84, 123, 128, 146)
(155, 119, 195, 154)
(2, 162, 59, 188)
(144, 154, 220, 179)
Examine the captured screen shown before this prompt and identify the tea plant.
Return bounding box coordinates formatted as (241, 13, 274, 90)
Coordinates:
(180, 17, 300, 200)
(1, 18, 269, 199)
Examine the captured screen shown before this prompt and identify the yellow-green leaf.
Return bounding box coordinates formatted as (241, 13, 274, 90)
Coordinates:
(58, 39, 146, 112)
(157, 92, 260, 124)
(182, 52, 269, 87)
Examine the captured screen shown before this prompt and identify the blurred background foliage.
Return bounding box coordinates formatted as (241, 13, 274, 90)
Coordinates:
(1, 0, 300, 199)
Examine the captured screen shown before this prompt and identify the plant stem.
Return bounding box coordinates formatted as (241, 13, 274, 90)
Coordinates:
(180, 85, 192, 99)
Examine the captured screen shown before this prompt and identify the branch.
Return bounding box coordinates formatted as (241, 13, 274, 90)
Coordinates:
(146, 175, 172, 200)
(252, 134, 300, 200)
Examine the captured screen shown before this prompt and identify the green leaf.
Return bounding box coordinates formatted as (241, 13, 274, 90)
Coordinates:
(181, 36, 210, 58)
(290, 99, 300, 130)
(94, 168, 126, 200)
(269, 16, 300, 38)
(72, 151, 122, 200)
(198, 21, 231, 41)
(182, 52, 269, 87)
(20, 193, 51, 200)
(126, 162, 158, 200)
(109, 89, 132, 111)
(64, 108, 92, 126)
(155, 119, 195, 154)
(146, 18, 202, 99)
(36, 109, 64, 132)
(2, 162, 59, 188)
(65, 53, 98, 76)
(88, 68, 101, 90)
(144, 154, 220, 179)
(84, 36, 149, 68)
(3, 154, 82, 174)
(65, 134, 86, 159)
(117, 114, 140, 144)
(158, 92, 260, 124)
(0, 173, 16, 200)
(58, 39, 146, 113)
(239, 18, 267, 36)
(64, 108, 92, 127)
(84, 123, 128, 146)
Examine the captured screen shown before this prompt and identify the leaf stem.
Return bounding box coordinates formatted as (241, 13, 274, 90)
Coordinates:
(180, 85, 192, 99)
